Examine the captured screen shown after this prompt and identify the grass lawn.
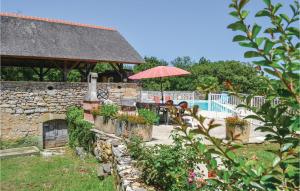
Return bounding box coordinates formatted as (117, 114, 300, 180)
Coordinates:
(0, 148, 116, 191)
(235, 143, 278, 167)
(207, 143, 279, 167)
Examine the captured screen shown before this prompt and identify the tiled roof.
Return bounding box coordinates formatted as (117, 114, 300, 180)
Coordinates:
(0, 12, 116, 31)
(1, 13, 144, 64)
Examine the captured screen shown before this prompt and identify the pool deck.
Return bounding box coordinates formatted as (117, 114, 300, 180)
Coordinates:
(147, 117, 267, 146)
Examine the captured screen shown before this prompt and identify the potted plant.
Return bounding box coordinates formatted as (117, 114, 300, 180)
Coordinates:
(94, 104, 118, 134)
(128, 109, 159, 142)
(225, 116, 250, 143)
(115, 114, 130, 137)
(91, 106, 100, 122)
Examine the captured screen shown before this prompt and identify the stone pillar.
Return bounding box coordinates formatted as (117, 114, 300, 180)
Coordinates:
(83, 73, 99, 123)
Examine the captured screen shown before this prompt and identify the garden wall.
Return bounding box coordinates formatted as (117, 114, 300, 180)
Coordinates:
(0, 81, 140, 140)
(92, 129, 154, 191)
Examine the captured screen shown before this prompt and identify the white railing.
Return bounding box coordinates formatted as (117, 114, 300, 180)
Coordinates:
(139, 91, 279, 108)
(209, 93, 243, 106)
(140, 90, 195, 103)
(209, 93, 280, 108)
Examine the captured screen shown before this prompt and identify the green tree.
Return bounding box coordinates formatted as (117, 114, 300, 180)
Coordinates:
(93, 63, 113, 73)
(171, 56, 194, 69)
(45, 68, 62, 81)
(67, 70, 81, 82)
(1, 67, 37, 81)
(197, 76, 219, 99)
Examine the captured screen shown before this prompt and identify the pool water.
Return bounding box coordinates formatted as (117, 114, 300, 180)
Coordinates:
(175, 100, 234, 113)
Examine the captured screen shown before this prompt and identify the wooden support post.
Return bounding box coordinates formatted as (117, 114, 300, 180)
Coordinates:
(63, 61, 68, 82)
(39, 66, 44, 81)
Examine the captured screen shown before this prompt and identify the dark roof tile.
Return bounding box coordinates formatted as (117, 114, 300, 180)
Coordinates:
(0, 13, 144, 64)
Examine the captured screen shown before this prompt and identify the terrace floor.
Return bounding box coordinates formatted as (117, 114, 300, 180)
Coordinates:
(147, 117, 267, 146)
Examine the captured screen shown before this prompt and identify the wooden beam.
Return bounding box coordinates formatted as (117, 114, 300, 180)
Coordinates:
(39, 65, 44, 81)
(43, 68, 51, 76)
(63, 61, 68, 81)
(109, 63, 122, 76)
(31, 67, 40, 76)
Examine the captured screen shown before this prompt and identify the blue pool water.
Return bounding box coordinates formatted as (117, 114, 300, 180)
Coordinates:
(174, 100, 234, 113)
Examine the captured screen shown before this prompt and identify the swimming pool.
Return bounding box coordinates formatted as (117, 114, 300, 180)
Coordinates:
(175, 100, 234, 113)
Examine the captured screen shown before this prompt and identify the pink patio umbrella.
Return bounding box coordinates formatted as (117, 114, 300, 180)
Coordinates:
(128, 66, 190, 103)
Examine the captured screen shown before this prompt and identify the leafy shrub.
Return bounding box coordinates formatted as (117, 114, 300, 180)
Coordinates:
(126, 136, 144, 159)
(100, 104, 118, 119)
(66, 106, 95, 152)
(0, 136, 39, 149)
(116, 114, 129, 122)
(91, 106, 100, 117)
(117, 114, 147, 125)
(128, 134, 198, 191)
(138, 109, 159, 125)
(127, 115, 147, 125)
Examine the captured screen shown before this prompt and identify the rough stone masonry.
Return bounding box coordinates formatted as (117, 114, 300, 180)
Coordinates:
(91, 129, 155, 191)
(0, 81, 139, 140)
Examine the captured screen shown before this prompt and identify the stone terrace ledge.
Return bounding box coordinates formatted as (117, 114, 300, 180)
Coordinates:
(91, 129, 155, 191)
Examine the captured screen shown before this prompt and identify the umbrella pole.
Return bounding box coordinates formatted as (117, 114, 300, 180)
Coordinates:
(160, 77, 164, 104)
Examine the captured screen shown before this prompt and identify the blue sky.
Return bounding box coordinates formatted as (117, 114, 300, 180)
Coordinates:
(1, 0, 294, 63)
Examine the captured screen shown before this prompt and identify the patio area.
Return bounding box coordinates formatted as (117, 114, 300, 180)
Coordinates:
(148, 117, 267, 146)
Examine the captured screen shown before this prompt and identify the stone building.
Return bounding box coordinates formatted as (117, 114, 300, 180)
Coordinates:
(0, 13, 144, 148)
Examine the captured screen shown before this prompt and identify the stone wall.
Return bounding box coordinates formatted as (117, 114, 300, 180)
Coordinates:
(0, 81, 139, 140)
(92, 129, 154, 191)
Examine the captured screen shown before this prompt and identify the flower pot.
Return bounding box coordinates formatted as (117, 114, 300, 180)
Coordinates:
(226, 124, 250, 143)
(95, 116, 116, 134)
(128, 122, 153, 142)
(115, 120, 129, 138)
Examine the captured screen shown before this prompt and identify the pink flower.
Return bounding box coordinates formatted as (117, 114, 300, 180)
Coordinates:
(187, 170, 196, 184)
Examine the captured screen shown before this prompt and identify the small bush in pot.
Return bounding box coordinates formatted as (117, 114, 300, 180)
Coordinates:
(225, 116, 249, 143)
(115, 114, 130, 137)
(91, 106, 100, 117)
(100, 104, 118, 121)
(138, 108, 159, 125)
(127, 115, 147, 125)
(94, 104, 119, 134)
(127, 109, 158, 141)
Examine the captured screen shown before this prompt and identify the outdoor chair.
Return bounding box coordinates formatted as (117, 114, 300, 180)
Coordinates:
(177, 101, 188, 116)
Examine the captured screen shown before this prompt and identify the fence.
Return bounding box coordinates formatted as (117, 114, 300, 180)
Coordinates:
(140, 91, 279, 108)
(140, 90, 195, 103)
(208, 93, 280, 108)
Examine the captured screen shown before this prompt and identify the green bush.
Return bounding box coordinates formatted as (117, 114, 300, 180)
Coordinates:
(66, 106, 95, 152)
(100, 104, 118, 119)
(138, 109, 159, 125)
(0, 136, 39, 150)
(126, 136, 144, 159)
(127, 134, 197, 191)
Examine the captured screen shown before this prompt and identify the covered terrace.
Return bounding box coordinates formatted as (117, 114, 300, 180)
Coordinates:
(0, 13, 144, 81)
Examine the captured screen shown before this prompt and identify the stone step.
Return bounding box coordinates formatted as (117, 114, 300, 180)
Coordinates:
(0, 146, 40, 159)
